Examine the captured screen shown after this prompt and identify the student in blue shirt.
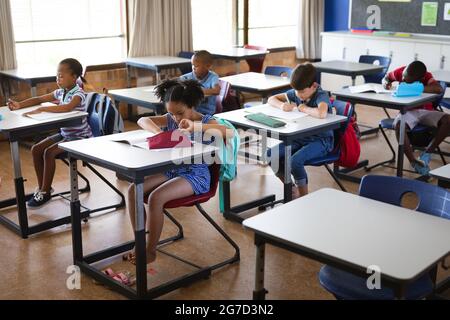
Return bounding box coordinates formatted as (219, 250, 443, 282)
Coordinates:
(268, 63, 334, 199)
(181, 50, 220, 115)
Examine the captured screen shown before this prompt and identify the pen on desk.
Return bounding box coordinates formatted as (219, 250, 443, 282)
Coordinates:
(285, 93, 291, 105)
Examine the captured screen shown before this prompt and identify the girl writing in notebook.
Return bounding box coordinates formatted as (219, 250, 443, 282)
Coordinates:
(7, 58, 92, 209)
(125, 79, 231, 265)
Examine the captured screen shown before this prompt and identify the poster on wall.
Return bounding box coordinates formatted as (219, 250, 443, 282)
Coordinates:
(421, 2, 439, 26)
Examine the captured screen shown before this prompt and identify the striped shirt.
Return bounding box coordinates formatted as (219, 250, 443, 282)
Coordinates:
(54, 85, 93, 139)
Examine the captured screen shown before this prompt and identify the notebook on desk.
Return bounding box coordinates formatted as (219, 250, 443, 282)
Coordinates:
(349, 84, 392, 94)
(24, 111, 80, 121)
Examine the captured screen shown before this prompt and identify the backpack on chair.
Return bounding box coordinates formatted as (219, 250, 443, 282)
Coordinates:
(85, 92, 124, 137)
(332, 99, 361, 169)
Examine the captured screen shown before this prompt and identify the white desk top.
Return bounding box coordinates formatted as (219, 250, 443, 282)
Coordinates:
(334, 87, 439, 107)
(0, 106, 87, 133)
(215, 105, 346, 137)
(0, 65, 56, 81)
(432, 70, 450, 85)
(125, 56, 191, 69)
(220, 72, 291, 91)
(430, 164, 450, 182)
(313, 60, 384, 73)
(210, 48, 268, 59)
(244, 188, 450, 281)
(60, 130, 218, 171)
(108, 86, 161, 104)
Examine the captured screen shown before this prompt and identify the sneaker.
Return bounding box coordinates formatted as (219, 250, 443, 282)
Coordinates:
(27, 191, 52, 210)
(33, 187, 54, 197)
(412, 160, 430, 176)
(419, 152, 432, 167)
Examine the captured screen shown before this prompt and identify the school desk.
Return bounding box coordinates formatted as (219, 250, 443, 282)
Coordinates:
(333, 88, 439, 180)
(60, 131, 218, 299)
(0, 106, 86, 238)
(108, 86, 164, 120)
(244, 188, 450, 300)
(125, 56, 192, 86)
(431, 164, 450, 189)
(215, 105, 346, 223)
(210, 48, 268, 74)
(0, 66, 56, 100)
(220, 72, 291, 103)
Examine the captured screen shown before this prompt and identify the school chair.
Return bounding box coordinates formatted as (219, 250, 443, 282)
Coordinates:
(319, 175, 450, 300)
(303, 99, 355, 192)
(56, 93, 126, 216)
(215, 80, 231, 114)
(243, 66, 293, 109)
(178, 51, 195, 75)
(366, 81, 448, 173)
(143, 164, 240, 274)
(243, 45, 267, 73)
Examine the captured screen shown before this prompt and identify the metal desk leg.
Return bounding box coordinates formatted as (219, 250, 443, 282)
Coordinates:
(253, 236, 267, 300)
(284, 144, 293, 203)
(351, 76, 356, 87)
(31, 86, 37, 97)
(134, 182, 148, 298)
(11, 141, 28, 238)
(397, 111, 406, 178)
(156, 72, 161, 85)
(70, 158, 83, 262)
(236, 59, 241, 75)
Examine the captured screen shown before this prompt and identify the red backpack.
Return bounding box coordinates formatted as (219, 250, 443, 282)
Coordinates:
(334, 101, 361, 168)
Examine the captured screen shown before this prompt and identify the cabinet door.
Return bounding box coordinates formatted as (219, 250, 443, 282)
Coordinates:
(415, 43, 442, 71)
(365, 39, 391, 58)
(321, 36, 345, 61)
(343, 37, 367, 62)
(389, 41, 415, 71)
(441, 45, 450, 70)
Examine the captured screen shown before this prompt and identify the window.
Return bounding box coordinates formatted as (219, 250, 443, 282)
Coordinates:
(191, 0, 235, 50)
(10, 0, 126, 68)
(241, 0, 298, 48)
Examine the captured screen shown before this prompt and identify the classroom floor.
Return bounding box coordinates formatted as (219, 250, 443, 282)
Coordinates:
(0, 105, 449, 300)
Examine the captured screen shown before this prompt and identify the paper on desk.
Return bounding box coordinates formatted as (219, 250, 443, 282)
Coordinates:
(25, 111, 80, 121)
(249, 104, 308, 121)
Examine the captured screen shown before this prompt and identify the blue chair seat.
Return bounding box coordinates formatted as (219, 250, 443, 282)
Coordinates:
(319, 265, 434, 300)
(380, 118, 394, 129)
(305, 152, 340, 167)
(442, 98, 450, 109)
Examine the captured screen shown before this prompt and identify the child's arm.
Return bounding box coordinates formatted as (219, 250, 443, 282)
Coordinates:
(137, 116, 168, 134)
(268, 93, 297, 112)
(23, 96, 83, 116)
(299, 102, 329, 119)
(202, 84, 221, 96)
(7, 93, 55, 111)
(179, 119, 234, 139)
(424, 82, 443, 94)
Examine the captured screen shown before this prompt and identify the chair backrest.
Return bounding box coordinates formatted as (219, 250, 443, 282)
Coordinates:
(86, 92, 124, 137)
(330, 99, 355, 150)
(178, 51, 194, 75)
(243, 44, 267, 73)
(360, 175, 450, 219)
(264, 66, 293, 78)
(358, 55, 391, 84)
(216, 80, 231, 114)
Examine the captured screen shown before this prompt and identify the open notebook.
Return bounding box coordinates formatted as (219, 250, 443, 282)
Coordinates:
(248, 104, 309, 121)
(112, 131, 154, 150)
(25, 111, 80, 121)
(349, 84, 392, 94)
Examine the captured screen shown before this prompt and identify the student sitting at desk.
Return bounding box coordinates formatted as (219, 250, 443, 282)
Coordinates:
(7, 58, 93, 209)
(125, 79, 231, 265)
(268, 63, 334, 199)
(383, 61, 449, 175)
(180, 50, 220, 115)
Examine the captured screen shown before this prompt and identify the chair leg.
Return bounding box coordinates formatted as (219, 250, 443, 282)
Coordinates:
(195, 204, 240, 271)
(83, 163, 126, 215)
(159, 209, 184, 245)
(325, 165, 347, 192)
(365, 126, 397, 172)
(437, 147, 448, 165)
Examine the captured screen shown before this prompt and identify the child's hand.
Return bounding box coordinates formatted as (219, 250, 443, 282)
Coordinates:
(7, 99, 21, 111)
(382, 79, 392, 90)
(179, 119, 195, 134)
(23, 108, 43, 117)
(298, 104, 308, 113)
(281, 103, 296, 112)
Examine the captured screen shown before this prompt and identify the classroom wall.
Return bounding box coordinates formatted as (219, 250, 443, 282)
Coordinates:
(324, 0, 350, 31)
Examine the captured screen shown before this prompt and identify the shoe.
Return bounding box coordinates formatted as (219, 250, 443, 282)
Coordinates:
(27, 191, 52, 210)
(419, 152, 432, 167)
(33, 187, 54, 197)
(412, 160, 430, 176)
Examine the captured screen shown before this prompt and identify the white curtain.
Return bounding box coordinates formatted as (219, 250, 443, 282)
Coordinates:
(296, 0, 324, 60)
(0, 0, 17, 70)
(128, 0, 193, 57)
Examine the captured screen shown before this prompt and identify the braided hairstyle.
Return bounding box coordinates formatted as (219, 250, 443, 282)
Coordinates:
(155, 79, 205, 109)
